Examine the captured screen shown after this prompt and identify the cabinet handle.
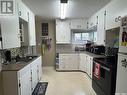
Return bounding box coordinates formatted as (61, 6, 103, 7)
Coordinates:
(17, 33, 21, 39)
(121, 59, 127, 68)
(19, 11, 21, 16)
(101, 65, 110, 72)
(30, 76, 32, 81)
(19, 82, 21, 88)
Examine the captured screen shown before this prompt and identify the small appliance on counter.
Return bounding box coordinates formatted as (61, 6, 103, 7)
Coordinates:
(105, 47, 118, 56)
(75, 46, 85, 51)
(86, 45, 105, 55)
(4, 50, 11, 63)
(92, 45, 105, 55)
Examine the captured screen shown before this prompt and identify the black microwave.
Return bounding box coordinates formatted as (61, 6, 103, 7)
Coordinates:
(93, 46, 105, 55)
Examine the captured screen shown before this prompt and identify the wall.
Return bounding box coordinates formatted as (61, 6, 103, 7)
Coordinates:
(35, 19, 56, 66)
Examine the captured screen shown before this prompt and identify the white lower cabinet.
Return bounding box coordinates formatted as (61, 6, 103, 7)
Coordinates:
(79, 53, 87, 72)
(59, 53, 94, 78)
(18, 65, 31, 95)
(87, 56, 93, 78)
(59, 53, 79, 70)
(30, 60, 38, 92)
(78, 53, 93, 78)
(30, 56, 42, 91)
(37, 57, 43, 81)
(1, 56, 42, 95)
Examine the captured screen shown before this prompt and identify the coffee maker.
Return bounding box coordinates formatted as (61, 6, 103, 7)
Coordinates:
(4, 50, 11, 63)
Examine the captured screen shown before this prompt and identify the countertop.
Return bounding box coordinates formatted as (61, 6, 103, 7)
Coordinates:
(57, 50, 105, 58)
(2, 56, 40, 71)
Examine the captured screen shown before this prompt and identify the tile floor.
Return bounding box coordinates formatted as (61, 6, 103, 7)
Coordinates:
(41, 67, 96, 95)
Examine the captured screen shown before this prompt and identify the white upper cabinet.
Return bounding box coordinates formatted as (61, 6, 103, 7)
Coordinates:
(0, 1, 21, 49)
(88, 0, 127, 45)
(18, 0, 36, 46)
(70, 19, 87, 30)
(18, 1, 29, 22)
(28, 10, 36, 46)
(105, 0, 127, 30)
(88, 15, 98, 29)
(0, 0, 36, 49)
(96, 9, 106, 45)
(56, 19, 71, 44)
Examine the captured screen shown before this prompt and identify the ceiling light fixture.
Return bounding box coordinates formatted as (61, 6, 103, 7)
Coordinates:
(60, 0, 68, 19)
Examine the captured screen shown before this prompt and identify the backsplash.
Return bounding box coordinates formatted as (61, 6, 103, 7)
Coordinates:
(10, 47, 23, 57)
(56, 44, 73, 53)
(10, 46, 37, 57)
(0, 46, 37, 64)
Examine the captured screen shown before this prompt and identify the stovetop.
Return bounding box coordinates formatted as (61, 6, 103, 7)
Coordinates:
(93, 56, 118, 68)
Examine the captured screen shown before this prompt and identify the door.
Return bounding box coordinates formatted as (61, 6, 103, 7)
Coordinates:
(116, 53, 127, 94)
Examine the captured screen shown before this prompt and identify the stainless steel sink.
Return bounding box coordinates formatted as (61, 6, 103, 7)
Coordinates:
(16, 56, 38, 63)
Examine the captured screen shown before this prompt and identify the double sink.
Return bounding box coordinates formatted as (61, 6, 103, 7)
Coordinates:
(4, 55, 38, 65)
(15, 56, 38, 63)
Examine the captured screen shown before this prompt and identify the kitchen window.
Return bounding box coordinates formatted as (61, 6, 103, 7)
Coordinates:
(72, 32, 89, 44)
(72, 31, 97, 44)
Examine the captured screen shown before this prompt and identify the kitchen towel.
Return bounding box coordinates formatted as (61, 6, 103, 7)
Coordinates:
(94, 63, 101, 79)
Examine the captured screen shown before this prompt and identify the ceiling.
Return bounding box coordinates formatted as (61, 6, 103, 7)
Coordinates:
(22, 0, 112, 20)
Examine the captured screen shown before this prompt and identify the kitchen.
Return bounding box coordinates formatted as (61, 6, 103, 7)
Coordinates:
(0, 0, 127, 95)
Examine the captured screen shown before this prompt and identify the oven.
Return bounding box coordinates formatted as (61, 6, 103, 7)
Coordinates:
(92, 57, 117, 95)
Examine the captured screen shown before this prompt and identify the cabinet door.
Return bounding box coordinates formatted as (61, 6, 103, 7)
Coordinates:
(19, 70, 31, 95)
(31, 61, 38, 91)
(87, 56, 91, 77)
(37, 56, 42, 81)
(0, 15, 20, 49)
(89, 57, 93, 78)
(56, 19, 71, 44)
(59, 54, 66, 70)
(65, 54, 79, 70)
(18, 1, 29, 22)
(79, 54, 86, 72)
(28, 10, 36, 46)
(85, 55, 89, 74)
(88, 15, 97, 28)
(59, 54, 79, 70)
(18, 65, 31, 95)
(96, 9, 106, 45)
(105, 0, 127, 30)
(71, 19, 87, 30)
